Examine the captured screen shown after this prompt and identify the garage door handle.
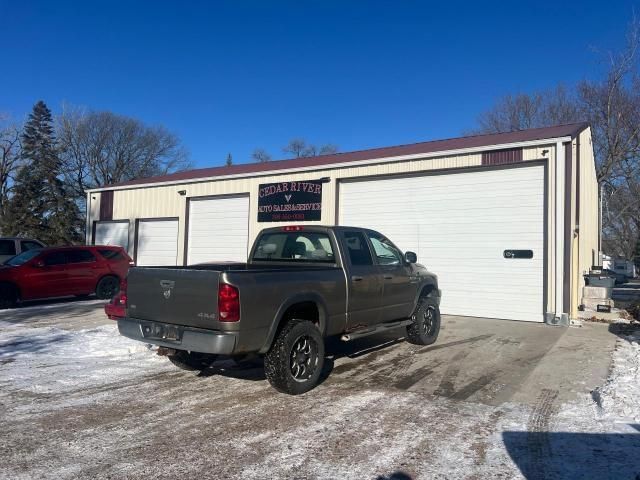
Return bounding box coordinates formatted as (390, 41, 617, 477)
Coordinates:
(383, 275, 393, 280)
(504, 250, 534, 259)
(352, 276, 364, 282)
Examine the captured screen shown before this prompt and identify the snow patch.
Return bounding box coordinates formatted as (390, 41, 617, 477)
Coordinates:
(593, 330, 640, 423)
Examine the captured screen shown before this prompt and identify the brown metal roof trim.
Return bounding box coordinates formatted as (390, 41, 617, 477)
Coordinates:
(106, 122, 589, 189)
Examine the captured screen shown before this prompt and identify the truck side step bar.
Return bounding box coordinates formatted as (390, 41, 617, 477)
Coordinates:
(341, 318, 413, 342)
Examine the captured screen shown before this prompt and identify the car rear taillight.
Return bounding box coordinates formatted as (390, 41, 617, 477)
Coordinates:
(218, 282, 240, 322)
(105, 279, 127, 320)
(283, 226, 304, 232)
(118, 278, 127, 307)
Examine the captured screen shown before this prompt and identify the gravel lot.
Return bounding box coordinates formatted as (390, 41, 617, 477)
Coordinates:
(0, 299, 638, 479)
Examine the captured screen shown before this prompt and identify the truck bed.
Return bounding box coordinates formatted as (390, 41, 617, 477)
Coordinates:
(126, 263, 344, 331)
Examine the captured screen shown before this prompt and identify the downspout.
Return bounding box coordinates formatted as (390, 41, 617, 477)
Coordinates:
(85, 192, 91, 244)
(599, 183, 603, 262)
(548, 140, 569, 325)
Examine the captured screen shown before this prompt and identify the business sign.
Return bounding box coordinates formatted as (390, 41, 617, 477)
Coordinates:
(257, 180, 324, 222)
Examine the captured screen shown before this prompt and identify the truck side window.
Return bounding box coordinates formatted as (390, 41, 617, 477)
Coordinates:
(0, 240, 16, 256)
(344, 231, 373, 266)
(368, 232, 403, 265)
(21, 240, 43, 252)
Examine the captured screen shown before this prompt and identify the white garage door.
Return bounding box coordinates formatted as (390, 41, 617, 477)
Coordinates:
(339, 165, 545, 322)
(94, 221, 129, 250)
(136, 219, 179, 266)
(187, 195, 249, 264)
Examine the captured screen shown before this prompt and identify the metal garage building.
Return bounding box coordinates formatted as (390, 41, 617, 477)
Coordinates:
(86, 123, 599, 325)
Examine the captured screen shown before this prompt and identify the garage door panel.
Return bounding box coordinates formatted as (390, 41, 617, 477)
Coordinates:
(187, 196, 249, 264)
(136, 219, 179, 266)
(340, 166, 545, 322)
(94, 222, 129, 250)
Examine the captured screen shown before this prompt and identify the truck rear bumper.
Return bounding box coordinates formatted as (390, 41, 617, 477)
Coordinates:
(118, 317, 237, 355)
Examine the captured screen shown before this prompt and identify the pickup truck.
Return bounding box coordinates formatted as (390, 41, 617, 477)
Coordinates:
(117, 225, 441, 394)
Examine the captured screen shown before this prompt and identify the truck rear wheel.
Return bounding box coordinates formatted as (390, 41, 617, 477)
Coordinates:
(406, 296, 440, 346)
(167, 351, 217, 371)
(264, 319, 325, 395)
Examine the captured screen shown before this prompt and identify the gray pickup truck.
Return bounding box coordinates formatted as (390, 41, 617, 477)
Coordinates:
(118, 225, 440, 394)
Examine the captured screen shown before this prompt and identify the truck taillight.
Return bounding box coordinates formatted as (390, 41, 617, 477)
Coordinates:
(283, 225, 304, 232)
(218, 282, 240, 322)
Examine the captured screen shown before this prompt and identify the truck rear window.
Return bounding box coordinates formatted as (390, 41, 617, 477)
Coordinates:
(253, 232, 335, 263)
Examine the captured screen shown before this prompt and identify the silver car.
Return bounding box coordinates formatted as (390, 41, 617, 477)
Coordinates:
(0, 237, 46, 263)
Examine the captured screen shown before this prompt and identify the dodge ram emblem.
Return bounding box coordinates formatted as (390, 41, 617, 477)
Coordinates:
(160, 280, 175, 299)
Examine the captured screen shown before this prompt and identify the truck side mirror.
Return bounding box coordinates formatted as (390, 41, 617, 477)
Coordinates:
(404, 251, 417, 264)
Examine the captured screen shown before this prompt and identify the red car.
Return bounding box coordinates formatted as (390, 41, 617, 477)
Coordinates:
(0, 245, 132, 308)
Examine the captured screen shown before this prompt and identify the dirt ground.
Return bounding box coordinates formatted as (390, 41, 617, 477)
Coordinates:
(0, 299, 638, 479)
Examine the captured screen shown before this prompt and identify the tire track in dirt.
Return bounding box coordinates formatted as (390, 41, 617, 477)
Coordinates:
(433, 350, 468, 397)
(525, 388, 559, 480)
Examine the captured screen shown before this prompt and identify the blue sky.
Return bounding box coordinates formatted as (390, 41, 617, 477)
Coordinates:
(0, 1, 636, 168)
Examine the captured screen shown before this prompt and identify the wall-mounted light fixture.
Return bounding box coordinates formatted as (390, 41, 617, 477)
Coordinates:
(319, 177, 331, 183)
(541, 149, 549, 156)
(91, 196, 96, 200)
(178, 190, 186, 196)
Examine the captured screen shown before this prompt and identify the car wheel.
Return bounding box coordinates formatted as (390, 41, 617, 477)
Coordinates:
(406, 296, 441, 346)
(264, 319, 325, 395)
(0, 284, 18, 309)
(95, 276, 119, 299)
(167, 351, 218, 371)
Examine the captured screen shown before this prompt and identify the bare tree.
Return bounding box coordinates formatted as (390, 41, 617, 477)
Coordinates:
(0, 116, 22, 225)
(282, 139, 338, 158)
(57, 107, 191, 205)
(313, 143, 339, 156)
(251, 148, 271, 163)
(282, 138, 308, 158)
(474, 85, 581, 134)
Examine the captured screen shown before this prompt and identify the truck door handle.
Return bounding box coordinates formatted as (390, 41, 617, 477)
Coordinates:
(383, 275, 393, 280)
(352, 276, 363, 282)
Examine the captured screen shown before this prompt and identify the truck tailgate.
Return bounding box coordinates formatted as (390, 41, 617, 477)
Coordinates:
(126, 267, 222, 329)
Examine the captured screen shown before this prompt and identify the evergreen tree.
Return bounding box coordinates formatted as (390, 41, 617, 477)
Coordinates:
(226, 153, 233, 166)
(2, 101, 82, 244)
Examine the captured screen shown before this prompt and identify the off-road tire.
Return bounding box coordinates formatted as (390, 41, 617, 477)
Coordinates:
(0, 283, 18, 309)
(264, 319, 325, 395)
(167, 351, 218, 371)
(406, 296, 440, 346)
(95, 276, 119, 300)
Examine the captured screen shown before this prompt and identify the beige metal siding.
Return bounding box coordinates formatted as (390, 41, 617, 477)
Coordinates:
(576, 128, 600, 314)
(110, 151, 487, 262)
(90, 140, 595, 322)
(564, 128, 599, 319)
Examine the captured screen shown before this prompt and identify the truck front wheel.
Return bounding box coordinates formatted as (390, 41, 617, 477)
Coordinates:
(406, 296, 441, 346)
(264, 319, 325, 395)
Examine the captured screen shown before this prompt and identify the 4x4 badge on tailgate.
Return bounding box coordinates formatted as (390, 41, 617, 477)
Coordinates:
(160, 280, 175, 299)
